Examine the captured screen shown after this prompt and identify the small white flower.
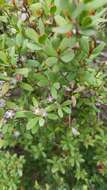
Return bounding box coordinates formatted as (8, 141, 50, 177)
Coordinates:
(10, 78, 17, 85)
(0, 99, 6, 108)
(11, 28, 17, 34)
(34, 108, 47, 117)
(3, 72, 7, 76)
(72, 29, 76, 34)
(0, 80, 4, 89)
(42, 110, 48, 117)
(34, 108, 41, 115)
(22, 7, 26, 12)
(65, 86, 71, 92)
(21, 56, 26, 62)
(72, 127, 80, 136)
(47, 95, 53, 102)
(0, 80, 4, 85)
(63, 72, 67, 76)
(20, 13, 27, 21)
(13, 131, 20, 138)
(4, 110, 15, 119)
(5, 93, 11, 97)
(32, 56, 35, 60)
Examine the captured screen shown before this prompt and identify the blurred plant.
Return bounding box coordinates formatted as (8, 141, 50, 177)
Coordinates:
(0, 0, 107, 189)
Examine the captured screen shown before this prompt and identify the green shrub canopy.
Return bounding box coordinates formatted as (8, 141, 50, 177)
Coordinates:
(0, 0, 107, 189)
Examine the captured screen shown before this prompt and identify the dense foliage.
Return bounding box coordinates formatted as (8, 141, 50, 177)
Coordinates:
(0, 0, 107, 189)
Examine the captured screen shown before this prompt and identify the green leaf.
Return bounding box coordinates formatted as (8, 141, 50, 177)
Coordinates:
(59, 37, 76, 51)
(55, 0, 70, 10)
(54, 15, 67, 26)
(16, 33, 23, 47)
(26, 42, 42, 51)
(53, 82, 60, 89)
(0, 139, 5, 148)
(58, 108, 63, 118)
(25, 28, 39, 43)
(48, 113, 58, 120)
(80, 36, 89, 54)
(85, 0, 107, 10)
(27, 118, 38, 130)
(81, 16, 92, 27)
(9, 47, 17, 65)
(16, 68, 30, 77)
(1, 82, 9, 96)
(92, 42, 105, 57)
(63, 107, 71, 114)
(38, 18, 45, 34)
(52, 166, 58, 173)
(50, 5, 57, 14)
(0, 51, 8, 64)
(44, 39, 57, 56)
(20, 82, 33, 92)
(32, 97, 38, 107)
(62, 100, 71, 106)
(35, 74, 49, 87)
(15, 111, 28, 118)
(31, 126, 39, 134)
(15, 111, 33, 118)
(73, 0, 107, 18)
(26, 59, 40, 67)
(39, 34, 47, 44)
(30, 3, 42, 17)
(0, 16, 8, 23)
(45, 57, 58, 67)
(46, 104, 56, 112)
(0, 74, 10, 81)
(61, 49, 74, 63)
(39, 118, 45, 126)
(52, 24, 72, 34)
(51, 86, 57, 99)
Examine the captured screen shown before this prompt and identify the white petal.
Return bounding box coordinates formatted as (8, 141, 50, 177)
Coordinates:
(72, 127, 80, 136)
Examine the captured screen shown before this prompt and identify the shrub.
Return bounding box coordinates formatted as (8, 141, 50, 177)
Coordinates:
(0, 152, 24, 190)
(0, 0, 107, 189)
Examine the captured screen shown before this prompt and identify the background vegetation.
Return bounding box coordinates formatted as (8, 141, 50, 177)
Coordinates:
(0, 0, 107, 189)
